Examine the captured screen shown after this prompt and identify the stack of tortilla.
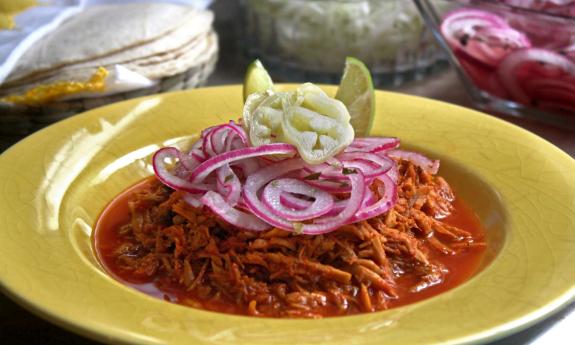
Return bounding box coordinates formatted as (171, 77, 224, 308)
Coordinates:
(0, 2, 218, 135)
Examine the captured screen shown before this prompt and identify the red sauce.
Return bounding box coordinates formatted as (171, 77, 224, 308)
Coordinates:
(387, 197, 485, 308)
(93, 179, 486, 315)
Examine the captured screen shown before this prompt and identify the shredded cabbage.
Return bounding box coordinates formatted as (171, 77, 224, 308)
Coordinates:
(245, 0, 443, 73)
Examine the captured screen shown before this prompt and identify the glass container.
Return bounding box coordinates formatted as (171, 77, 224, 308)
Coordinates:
(415, 0, 575, 129)
(240, 0, 448, 87)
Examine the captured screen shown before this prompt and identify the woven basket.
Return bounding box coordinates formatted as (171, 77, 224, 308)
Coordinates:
(0, 47, 217, 151)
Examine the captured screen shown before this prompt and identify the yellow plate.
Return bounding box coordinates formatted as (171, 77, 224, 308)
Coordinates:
(1, 85, 574, 345)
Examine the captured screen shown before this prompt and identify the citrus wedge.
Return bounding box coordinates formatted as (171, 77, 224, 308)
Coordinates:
(335, 57, 375, 136)
(243, 59, 274, 102)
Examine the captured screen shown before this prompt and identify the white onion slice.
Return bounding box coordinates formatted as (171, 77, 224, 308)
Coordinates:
(201, 191, 271, 231)
(152, 147, 214, 193)
(189, 143, 297, 183)
(262, 178, 334, 221)
(243, 159, 366, 234)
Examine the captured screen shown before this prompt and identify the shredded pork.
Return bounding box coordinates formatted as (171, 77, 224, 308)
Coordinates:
(111, 160, 484, 317)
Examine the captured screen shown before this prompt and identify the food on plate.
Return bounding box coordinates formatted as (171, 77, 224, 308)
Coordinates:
(243, 57, 375, 141)
(94, 60, 486, 318)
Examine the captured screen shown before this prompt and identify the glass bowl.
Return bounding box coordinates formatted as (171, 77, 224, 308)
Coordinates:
(414, 0, 575, 129)
(240, 0, 448, 87)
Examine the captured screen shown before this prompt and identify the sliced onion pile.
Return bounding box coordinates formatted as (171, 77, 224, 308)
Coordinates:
(441, 7, 575, 115)
(152, 122, 438, 235)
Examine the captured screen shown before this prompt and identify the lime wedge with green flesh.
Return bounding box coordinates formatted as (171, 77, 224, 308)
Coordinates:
(335, 57, 375, 137)
(243, 59, 274, 102)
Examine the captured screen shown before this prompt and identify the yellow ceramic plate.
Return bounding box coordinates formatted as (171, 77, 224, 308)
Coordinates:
(1, 85, 574, 345)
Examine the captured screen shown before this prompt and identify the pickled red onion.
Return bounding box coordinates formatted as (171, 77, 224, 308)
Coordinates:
(497, 48, 575, 104)
(441, 8, 575, 115)
(151, 123, 442, 235)
(262, 178, 334, 221)
(201, 191, 271, 231)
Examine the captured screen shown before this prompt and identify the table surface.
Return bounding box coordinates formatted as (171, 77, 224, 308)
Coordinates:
(1, 4, 575, 344)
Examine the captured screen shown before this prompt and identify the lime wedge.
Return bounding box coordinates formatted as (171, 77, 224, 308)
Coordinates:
(243, 59, 274, 102)
(335, 57, 375, 137)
